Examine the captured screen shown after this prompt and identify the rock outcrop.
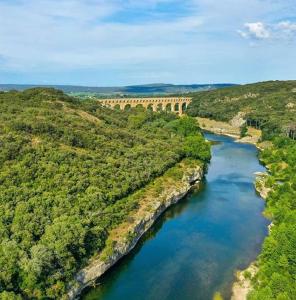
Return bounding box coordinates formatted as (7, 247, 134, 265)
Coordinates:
(255, 172, 271, 199)
(231, 263, 258, 300)
(230, 112, 246, 128)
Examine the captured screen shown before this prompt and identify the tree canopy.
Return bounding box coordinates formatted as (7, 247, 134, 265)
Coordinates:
(0, 88, 209, 299)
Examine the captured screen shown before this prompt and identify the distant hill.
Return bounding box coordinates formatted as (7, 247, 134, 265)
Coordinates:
(0, 83, 236, 95)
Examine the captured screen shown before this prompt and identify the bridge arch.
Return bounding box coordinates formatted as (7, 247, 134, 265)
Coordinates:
(165, 103, 172, 112)
(114, 104, 121, 110)
(174, 103, 179, 112)
(156, 103, 163, 112)
(147, 103, 154, 111)
(182, 102, 187, 113)
(135, 104, 145, 110)
(124, 104, 131, 111)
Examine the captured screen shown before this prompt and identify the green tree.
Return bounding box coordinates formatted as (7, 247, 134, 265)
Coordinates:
(166, 116, 200, 137)
(0, 291, 22, 300)
(183, 135, 211, 161)
(240, 124, 248, 137)
(0, 240, 21, 291)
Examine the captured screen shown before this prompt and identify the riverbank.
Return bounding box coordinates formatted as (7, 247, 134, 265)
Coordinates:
(197, 117, 240, 139)
(196, 117, 270, 300)
(231, 171, 271, 300)
(209, 127, 274, 300)
(67, 159, 204, 299)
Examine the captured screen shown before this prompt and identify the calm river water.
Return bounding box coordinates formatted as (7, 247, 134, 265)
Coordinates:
(83, 133, 269, 300)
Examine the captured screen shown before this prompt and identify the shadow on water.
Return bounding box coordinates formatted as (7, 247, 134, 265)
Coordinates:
(83, 133, 269, 300)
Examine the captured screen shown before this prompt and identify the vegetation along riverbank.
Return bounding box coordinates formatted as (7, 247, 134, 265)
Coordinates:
(188, 80, 296, 300)
(0, 88, 210, 299)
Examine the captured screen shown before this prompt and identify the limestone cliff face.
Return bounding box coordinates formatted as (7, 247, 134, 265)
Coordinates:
(67, 166, 203, 300)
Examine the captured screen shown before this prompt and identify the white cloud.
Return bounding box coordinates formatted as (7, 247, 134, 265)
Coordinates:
(239, 22, 270, 39)
(276, 21, 296, 35)
(238, 20, 296, 41)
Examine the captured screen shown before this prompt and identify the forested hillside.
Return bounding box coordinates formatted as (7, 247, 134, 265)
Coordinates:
(187, 81, 296, 300)
(187, 80, 296, 139)
(0, 88, 210, 299)
(249, 138, 296, 300)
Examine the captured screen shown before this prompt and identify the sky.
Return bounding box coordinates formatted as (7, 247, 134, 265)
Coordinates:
(0, 0, 295, 86)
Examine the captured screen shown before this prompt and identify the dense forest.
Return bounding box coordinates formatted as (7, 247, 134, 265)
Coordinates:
(187, 81, 296, 300)
(187, 80, 296, 140)
(0, 88, 210, 299)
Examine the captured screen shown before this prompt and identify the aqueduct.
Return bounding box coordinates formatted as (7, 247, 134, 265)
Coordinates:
(99, 97, 192, 115)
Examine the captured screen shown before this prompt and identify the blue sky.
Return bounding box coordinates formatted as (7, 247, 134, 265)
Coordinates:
(0, 0, 295, 86)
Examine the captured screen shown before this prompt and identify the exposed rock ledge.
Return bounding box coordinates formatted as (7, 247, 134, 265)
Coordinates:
(67, 165, 204, 299)
(254, 172, 271, 199)
(231, 263, 258, 300)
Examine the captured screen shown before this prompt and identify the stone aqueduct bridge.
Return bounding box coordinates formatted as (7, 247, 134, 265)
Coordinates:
(99, 97, 192, 114)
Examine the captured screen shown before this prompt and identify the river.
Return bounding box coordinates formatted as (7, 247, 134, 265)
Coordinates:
(82, 133, 269, 300)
